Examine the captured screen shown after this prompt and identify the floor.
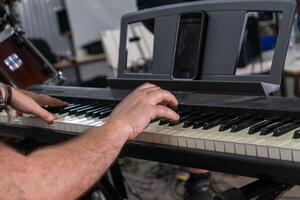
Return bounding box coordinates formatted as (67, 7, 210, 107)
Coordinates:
(120, 158, 300, 200)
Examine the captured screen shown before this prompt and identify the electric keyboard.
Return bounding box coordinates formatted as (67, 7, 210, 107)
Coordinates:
(2, 85, 300, 184)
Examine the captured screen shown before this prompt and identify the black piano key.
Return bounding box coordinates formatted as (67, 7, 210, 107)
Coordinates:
(159, 119, 169, 126)
(44, 107, 60, 114)
(92, 107, 112, 118)
(69, 105, 91, 115)
(260, 118, 292, 136)
(169, 112, 194, 126)
(231, 117, 263, 133)
(248, 118, 279, 135)
(219, 115, 252, 132)
(273, 121, 300, 137)
(293, 130, 300, 139)
(183, 115, 203, 128)
(99, 109, 113, 118)
(75, 106, 98, 116)
(203, 115, 233, 130)
(192, 113, 222, 129)
(86, 106, 111, 117)
(59, 104, 82, 114)
(183, 113, 212, 128)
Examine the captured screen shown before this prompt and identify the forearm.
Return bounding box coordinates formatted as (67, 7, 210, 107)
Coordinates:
(0, 121, 129, 200)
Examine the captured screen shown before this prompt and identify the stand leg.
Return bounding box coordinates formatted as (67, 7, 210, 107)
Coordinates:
(110, 160, 128, 199)
(100, 175, 124, 200)
(214, 180, 293, 200)
(281, 74, 287, 97)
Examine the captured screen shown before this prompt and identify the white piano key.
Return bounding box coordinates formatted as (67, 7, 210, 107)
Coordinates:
(268, 133, 294, 160)
(281, 148, 293, 161)
(255, 130, 295, 161)
(225, 142, 235, 154)
(137, 133, 145, 142)
(187, 138, 196, 149)
(191, 126, 220, 151)
(243, 134, 272, 158)
(245, 144, 257, 157)
(235, 143, 246, 155)
(215, 141, 225, 152)
(292, 143, 300, 162)
(196, 139, 205, 150)
(205, 140, 215, 151)
(178, 136, 188, 147)
(257, 146, 269, 158)
(268, 147, 280, 160)
(152, 132, 161, 144)
(142, 132, 153, 143)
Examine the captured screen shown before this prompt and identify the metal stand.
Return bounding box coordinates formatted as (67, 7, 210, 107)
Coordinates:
(214, 180, 294, 200)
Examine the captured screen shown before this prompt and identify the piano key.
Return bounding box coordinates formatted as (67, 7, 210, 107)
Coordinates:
(86, 106, 111, 117)
(293, 129, 300, 139)
(0, 111, 8, 123)
(92, 107, 112, 118)
(69, 105, 90, 115)
(172, 113, 198, 127)
(183, 113, 206, 128)
(159, 119, 169, 126)
(220, 128, 252, 155)
(179, 123, 210, 148)
(292, 143, 300, 162)
(169, 111, 197, 126)
(231, 117, 263, 133)
(75, 105, 98, 116)
(260, 118, 292, 135)
(98, 109, 113, 119)
(59, 104, 82, 114)
(256, 134, 284, 159)
(248, 118, 279, 134)
(219, 115, 251, 132)
(192, 113, 223, 129)
(274, 136, 299, 161)
(253, 128, 294, 160)
(189, 124, 226, 151)
(203, 115, 232, 130)
(269, 133, 295, 160)
(44, 106, 61, 114)
(273, 122, 300, 137)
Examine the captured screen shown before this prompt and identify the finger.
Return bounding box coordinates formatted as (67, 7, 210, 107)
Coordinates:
(135, 83, 157, 91)
(138, 85, 161, 94)
(153, 105, 180, 122)
(148, 89, 178, 107)
(38, 95, 68, 107)
(30, 104, 56, 124)
(19, 90, 67, 107)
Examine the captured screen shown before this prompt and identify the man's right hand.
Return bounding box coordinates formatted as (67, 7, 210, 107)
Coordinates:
(108, 83, 180, 140)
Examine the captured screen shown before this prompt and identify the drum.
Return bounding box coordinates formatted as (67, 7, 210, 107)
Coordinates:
(0, 26, 64, 89)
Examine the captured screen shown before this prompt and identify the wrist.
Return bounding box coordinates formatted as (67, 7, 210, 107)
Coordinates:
(0, 85, 12, 107)
(104, 119, 133, 141)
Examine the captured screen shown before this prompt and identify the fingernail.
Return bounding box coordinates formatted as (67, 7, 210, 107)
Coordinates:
(47, 115, 55, 123)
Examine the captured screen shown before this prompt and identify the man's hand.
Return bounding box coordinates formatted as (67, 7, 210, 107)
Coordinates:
(108, 83, 180, 140)
(8, 88, 67, 123)
(0, 84, 179, 200)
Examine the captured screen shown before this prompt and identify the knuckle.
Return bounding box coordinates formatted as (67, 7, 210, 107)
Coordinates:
(144, 83, 153, 87)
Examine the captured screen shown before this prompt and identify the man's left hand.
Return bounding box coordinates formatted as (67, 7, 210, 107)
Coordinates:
(8, 88, 67, 123)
